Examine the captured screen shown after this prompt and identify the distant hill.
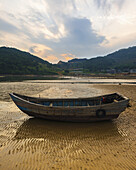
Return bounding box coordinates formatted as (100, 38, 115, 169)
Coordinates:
(57, 46, 136, 73)
(0, 47, 59, 75)
(1, 46, 136, 75)
(68, 58, 88, 63)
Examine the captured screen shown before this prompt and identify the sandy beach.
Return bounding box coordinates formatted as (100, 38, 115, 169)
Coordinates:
(0, 80, 136, 169)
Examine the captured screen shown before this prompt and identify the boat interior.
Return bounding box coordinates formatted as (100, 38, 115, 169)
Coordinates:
(12, 93, 125, 107)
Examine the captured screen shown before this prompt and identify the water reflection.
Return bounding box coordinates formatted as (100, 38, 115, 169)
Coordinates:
(14, 118, 121, 141)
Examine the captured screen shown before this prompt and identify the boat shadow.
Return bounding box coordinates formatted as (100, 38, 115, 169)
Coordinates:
(14, 118, 122, 141)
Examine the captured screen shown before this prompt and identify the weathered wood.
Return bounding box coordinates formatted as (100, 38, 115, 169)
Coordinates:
(9, 92, 129, 122)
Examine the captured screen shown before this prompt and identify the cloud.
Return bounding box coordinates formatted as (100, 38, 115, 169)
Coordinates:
(24, 14, 106, 59)
(0, 18, 19, 33)
(64, 17, 104, 45)
(94, 0, 125, 10)
(45, 17, 106, 57)
(0, 0, 136, 63)
(29, 44, 52, 58)
(44, 55, 58, 63)
(60, 53, 75, 61)
(44, 53, 76, 63)
(29, 44, 52, 53)
(95, 0, 108, 9)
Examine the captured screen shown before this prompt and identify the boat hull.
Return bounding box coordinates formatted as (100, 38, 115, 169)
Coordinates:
(9, 93, 129, 122)
(19, 110, 119, 122)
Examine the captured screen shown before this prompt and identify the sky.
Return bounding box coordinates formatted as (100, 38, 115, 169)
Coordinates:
(0, 0, 136, 63)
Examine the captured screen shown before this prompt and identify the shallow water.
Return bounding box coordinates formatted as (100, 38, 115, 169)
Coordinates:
(0, 75, 69, 82)
(0, 80, 136, 169)
(26, 77, 136, 84)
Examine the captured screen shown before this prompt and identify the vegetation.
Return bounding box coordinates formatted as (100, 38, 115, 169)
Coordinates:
(0, 46, 136, 76)
(57, 46, 136, 73)
(0, 47, 60, 75)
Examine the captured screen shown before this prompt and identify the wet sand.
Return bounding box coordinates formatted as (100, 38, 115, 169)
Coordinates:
(0, 81, 136, 169)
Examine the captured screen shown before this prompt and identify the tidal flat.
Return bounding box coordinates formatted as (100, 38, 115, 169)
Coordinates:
(0, 79, 136, 169)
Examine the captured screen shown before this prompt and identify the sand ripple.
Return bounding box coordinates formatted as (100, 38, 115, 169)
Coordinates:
(0, 118, 136, 169)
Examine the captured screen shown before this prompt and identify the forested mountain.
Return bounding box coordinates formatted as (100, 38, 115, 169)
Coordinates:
(57, 46, 136, 73)
(0, 47, 59, 75)
(1, 46, 136, 75)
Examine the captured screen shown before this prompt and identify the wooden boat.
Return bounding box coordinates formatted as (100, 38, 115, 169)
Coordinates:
(9, 93, 129, 122)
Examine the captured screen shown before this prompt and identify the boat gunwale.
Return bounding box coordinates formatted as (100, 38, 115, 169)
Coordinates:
(12, 92, 129, 101)
(9, 93, 129, 109)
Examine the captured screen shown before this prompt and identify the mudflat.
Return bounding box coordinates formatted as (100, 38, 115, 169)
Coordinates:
(0, 81, 136, 169)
